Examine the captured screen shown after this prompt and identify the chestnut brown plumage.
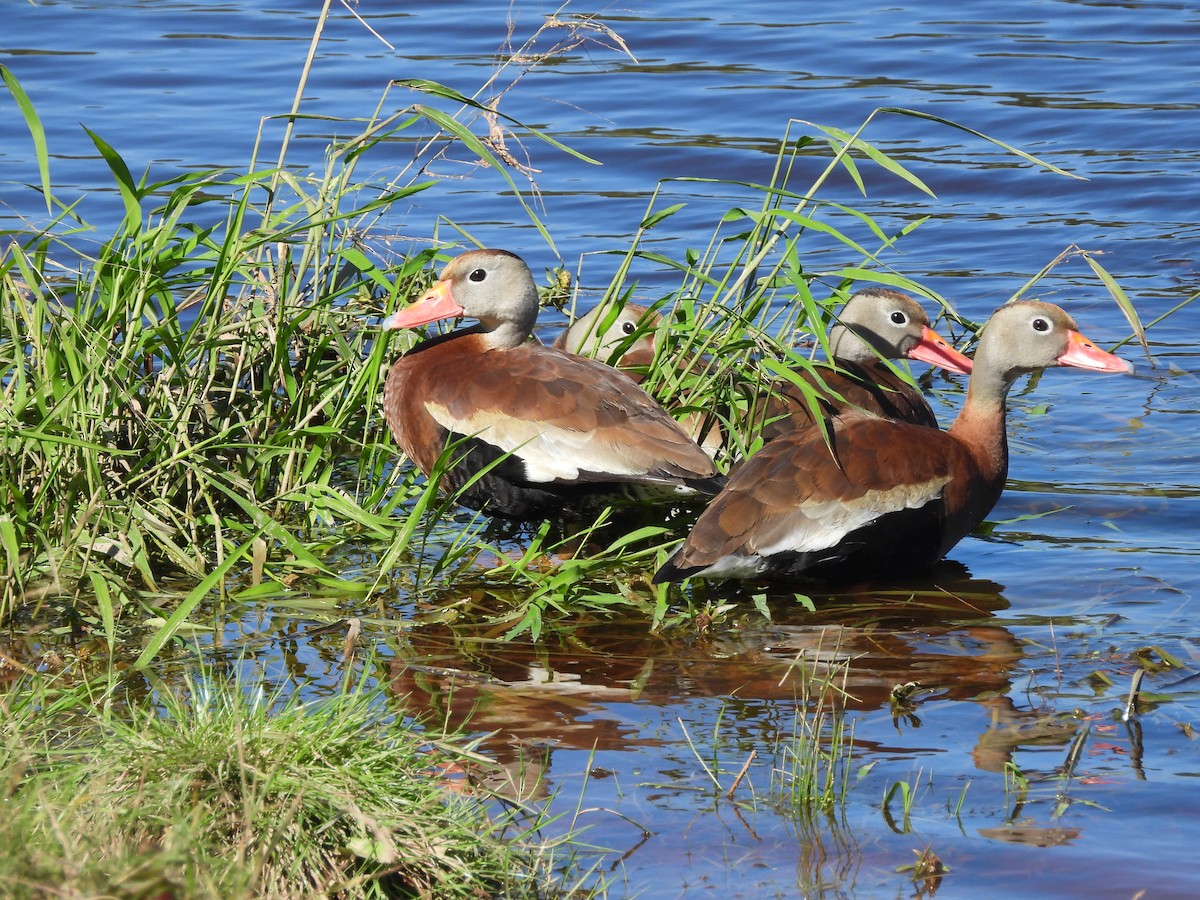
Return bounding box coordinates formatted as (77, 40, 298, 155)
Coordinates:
(757, 287, 973, 441)
(382, 249, 723, 519)
(653, 300, 1133, 584)
(554, 301, 725, 457)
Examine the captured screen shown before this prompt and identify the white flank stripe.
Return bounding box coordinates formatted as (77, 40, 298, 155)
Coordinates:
(426, 402, 646, 483)
(754, 479, 951, 557)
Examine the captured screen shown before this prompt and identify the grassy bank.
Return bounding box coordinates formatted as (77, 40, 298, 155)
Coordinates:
(0, 664, 568, 898)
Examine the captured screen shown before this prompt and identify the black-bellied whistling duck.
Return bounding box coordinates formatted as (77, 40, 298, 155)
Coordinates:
(555, 289, 970, 456)
(382, 249, 723, 519)
(758, 287, 973, 441)
(653, 301, 1132, 584)
(552, 301, 659, 372)
(554, 301, 725, 457)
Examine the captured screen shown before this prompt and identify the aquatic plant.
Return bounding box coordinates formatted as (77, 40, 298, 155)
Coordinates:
(0, 9, 618, 657)
(771, 645, 857, 814)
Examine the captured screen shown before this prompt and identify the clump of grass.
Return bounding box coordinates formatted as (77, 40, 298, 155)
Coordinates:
(0, 669, 560, 897)
(771, 644, 856, 815)
(0, 167, 431, 651)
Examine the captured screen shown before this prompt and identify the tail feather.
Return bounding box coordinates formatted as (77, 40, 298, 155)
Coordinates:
(682, 473, 727, 495)
(652, 548, 702, 584)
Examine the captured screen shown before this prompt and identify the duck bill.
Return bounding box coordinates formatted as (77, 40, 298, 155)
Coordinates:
(383, 280, 465, 329)
(1057, 329, 1134, 373)
(906, 325, 974, 375)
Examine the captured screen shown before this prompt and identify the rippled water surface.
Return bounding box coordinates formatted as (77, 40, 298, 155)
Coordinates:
(5, 1, 1200, 896)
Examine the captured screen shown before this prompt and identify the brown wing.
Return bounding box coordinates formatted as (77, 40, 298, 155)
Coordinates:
(394, 336, 717, 486)
(658, 412, 979, 580)
(760, 362, 938, 441)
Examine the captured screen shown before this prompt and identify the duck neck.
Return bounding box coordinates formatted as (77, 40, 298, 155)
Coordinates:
(948, 358, 1014, 488)
(467, 315, 530, 350)
(477, 298, 538, 350)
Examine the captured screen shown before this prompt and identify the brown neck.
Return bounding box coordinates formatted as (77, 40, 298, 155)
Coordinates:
(947, 379, 1010, 494)
(947, 328, 1026, 489)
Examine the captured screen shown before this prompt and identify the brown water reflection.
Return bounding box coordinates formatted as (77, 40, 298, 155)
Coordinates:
(383, 561, 1074, 792)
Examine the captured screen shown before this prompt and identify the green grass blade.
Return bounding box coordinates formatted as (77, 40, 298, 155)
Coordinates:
(414, 104, 558, 254)
(395, 77, 601, 165)
(83, 125, 143, 229)
(87, 571, 118, 654)
(1, 65, 53, 216)
(1081, 251, 1152, 360)
(133, 537, 256, 669)
(878, 106, 1086, 180)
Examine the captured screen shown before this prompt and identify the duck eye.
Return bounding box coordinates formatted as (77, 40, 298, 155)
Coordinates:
(622, 321, 636, 335)
(469, 268, 487, 283)
(890, 311, 907, 325)
(1032, 317, 1050, 332)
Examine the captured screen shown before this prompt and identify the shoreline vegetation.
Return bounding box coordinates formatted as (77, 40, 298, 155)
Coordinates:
(0, 6, 1150, 896)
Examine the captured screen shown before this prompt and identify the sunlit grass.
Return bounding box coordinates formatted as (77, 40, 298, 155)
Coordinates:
(0, 667, 567, 898)
(771, 642, 857, 816)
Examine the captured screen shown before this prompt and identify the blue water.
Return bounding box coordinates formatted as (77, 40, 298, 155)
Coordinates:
(5, 1, 1200, 896)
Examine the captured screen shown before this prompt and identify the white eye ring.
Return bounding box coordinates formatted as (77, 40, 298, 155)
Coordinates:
(889, 310, 908, 326)
(622, 320, 636, 334)
(1031, 315, 1052, 333)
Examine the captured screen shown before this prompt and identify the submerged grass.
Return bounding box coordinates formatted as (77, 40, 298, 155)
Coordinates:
(772, 647, 857, 816)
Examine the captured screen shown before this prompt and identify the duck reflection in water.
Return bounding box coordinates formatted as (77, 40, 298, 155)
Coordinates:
(385, 561, 1088, 803)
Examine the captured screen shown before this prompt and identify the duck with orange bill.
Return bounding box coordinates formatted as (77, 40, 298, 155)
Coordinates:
(381, 249, 724, 520)
(756, 287, 973, 442)
(556, 288, 972, 459)
(653, 300, 1133, 584)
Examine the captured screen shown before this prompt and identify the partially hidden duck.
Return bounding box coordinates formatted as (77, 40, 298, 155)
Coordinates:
(382, 249, 724, 519)
(556, 288, 972, 455)
(758, 287, 973, 441)
(552, 301, 659, 372)
(554, 301, 724, 457)
(653, 300, 1132, 584)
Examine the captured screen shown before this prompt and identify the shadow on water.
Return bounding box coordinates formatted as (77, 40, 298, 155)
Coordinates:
(366, 556, 1144, 894)
(1, 521, 1181, 893)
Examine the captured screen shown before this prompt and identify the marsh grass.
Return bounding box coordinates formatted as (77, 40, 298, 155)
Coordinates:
(771, 642, 857, 815)
(658, 637, 859, 814)
(882, 768, 926, 834)
(0, 10, 628, 657)
(0, 75, 439, 640)
(0, 666, 567, 898)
